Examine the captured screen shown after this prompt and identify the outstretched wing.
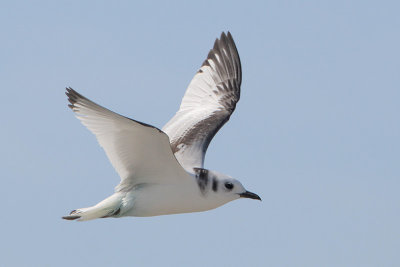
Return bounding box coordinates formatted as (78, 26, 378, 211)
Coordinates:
(162, 32, 242, 172)
(66, 88, 188, 192)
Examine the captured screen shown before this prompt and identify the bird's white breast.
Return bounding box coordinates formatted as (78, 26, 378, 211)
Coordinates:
(123, 179, 227, 217)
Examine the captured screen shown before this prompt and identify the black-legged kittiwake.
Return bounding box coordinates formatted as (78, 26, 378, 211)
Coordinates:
(63, 32, 261, 221)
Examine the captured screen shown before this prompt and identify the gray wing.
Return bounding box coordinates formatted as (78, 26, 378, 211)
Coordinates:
(66, 88, 189, 192)
(162, 32, 242, 172)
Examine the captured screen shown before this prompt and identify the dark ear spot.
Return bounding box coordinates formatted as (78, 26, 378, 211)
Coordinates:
(212, 178, 218, 192)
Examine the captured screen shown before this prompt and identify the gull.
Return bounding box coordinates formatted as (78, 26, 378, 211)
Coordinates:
(63, 32, 261, 221)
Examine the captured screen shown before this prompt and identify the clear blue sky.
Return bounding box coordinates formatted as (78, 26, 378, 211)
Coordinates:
(1, 1, 399, 266)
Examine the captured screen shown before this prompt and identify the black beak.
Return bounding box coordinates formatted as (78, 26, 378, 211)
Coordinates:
(239, 191, 261, 201)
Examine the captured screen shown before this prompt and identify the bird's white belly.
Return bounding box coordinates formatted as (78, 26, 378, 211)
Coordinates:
(123, 183, 223, 217)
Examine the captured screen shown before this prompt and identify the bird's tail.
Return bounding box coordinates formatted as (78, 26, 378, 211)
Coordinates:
(62, 193, 123, 221)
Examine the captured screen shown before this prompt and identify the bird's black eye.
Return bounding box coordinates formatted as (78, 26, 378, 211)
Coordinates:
(225, 182, 234, 190)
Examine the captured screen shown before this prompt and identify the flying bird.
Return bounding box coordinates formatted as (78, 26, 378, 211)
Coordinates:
(63, 32, 261, 221)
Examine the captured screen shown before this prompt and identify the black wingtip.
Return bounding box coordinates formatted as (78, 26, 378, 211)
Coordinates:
(65, 87, 84, 109)
(62, 209, 81, 220)
(65, 87, 75, 107)
(65, 87, 74, 97)
(219, 31, 233, 41)
(221, 31, 228, 39)
(62, 215, 81, 220)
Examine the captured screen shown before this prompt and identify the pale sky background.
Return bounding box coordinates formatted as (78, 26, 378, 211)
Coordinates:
(1, 1, 399, 266)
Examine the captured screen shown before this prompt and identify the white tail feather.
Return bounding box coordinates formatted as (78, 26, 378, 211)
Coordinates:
(63, 193, 123, 221)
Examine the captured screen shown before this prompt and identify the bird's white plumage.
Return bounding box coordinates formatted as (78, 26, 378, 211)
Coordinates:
(67, 89, 188, 192)
(163, 32, 241, 172)
(62, 32, 260, 222)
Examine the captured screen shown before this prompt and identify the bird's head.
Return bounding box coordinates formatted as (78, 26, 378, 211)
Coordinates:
(203, 170, 261, 203)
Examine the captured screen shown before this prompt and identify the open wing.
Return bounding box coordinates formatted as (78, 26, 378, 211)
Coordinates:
(66, 88, 188, 192)
(162, 32, 242, 172)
